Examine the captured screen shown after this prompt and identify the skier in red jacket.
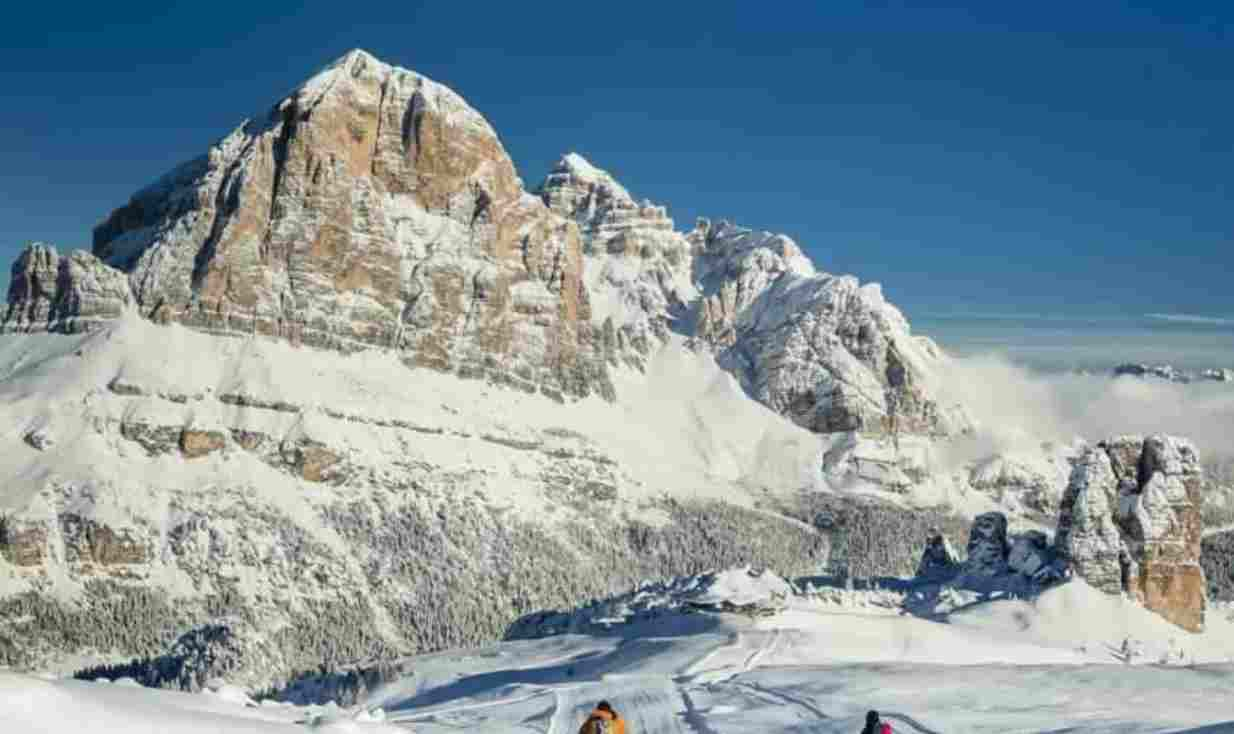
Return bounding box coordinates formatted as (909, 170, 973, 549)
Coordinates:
(862, 710, 892, 734)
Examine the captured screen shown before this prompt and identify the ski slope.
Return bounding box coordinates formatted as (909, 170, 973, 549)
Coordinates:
(4, 572, 1234, 733)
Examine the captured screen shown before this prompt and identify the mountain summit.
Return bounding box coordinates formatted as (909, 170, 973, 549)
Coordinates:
(8, 49, 611, 401)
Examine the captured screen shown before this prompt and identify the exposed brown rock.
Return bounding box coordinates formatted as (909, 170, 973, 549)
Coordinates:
(0, 516, 48, 566)
(1056, 435, 1207, 631)
(180, 429, 226, 459)
(1140, 564, 1206, 633)
(60, 515, 148, 566)
(282, 439, 342, 483)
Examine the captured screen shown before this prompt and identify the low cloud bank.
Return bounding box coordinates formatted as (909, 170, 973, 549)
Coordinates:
(934, 354, 1234, 468)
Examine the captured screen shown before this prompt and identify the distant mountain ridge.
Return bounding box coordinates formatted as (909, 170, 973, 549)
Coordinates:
(5, 48, 962, 439)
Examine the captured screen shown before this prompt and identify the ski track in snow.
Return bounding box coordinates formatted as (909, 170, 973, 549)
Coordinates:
(547, 688, 569, 734)
(741, 629, 780, 673)
(611, 678, 691, 734)
(681, 627, 782, 686)
(728, 680, 830, 720)
(387, 688, 558, 723)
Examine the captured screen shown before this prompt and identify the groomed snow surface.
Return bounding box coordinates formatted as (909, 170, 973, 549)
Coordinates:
(4, 569, 1234, 734)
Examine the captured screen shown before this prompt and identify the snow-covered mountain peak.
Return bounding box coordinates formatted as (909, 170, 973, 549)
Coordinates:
(298, 47, 387, 98)
(295, 48, 497, 138)
(9, 49, 614, 402)
(535, 154, 965, 439)
(692, 219, 817, 281)
(550, 152, 634, 199)
(539, 151, 674, 241)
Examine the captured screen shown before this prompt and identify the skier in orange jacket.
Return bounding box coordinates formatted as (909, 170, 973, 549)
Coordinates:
(578, 700, 627, 734)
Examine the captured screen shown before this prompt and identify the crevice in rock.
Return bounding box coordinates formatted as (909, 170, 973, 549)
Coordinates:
(370, 76, 390, 177)
(402, 89, 427, 159)
(267, 104, 300, 230)
(191, 136, 259, 294)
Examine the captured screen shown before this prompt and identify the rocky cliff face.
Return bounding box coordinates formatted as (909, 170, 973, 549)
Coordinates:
(5, 50, 612, 402)
(687, 219, 967, 437)
(1056, 435, 1207, 631)
(4, 244, 132, 333)
(537, 153, 695, 372)
(536, 154, 968, 439)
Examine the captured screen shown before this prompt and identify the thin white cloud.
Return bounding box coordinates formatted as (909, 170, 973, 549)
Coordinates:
(918, 311, 1084, 322)
(1145, 313, 1234, 326)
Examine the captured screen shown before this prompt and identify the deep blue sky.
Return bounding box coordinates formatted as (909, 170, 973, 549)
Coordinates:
(2, 1, 1231, 319)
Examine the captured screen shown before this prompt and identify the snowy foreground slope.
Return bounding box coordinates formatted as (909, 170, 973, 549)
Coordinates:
(4, 569, 1234, 734)
(0, 309, 1017, 683)
(0, 308, 1050, 684)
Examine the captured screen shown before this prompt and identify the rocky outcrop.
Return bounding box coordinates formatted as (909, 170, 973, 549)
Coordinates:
(5, 50, 612, 401)
(59, 515, 149, 568)
(179, 429, 226, 459)
(961, 512, 1011, 578)
(280, 437, 342, 483)
(1202, 529, 1234, 602)
(688, 219, 967, 437)
(1113, 363, 1234, 384)
(1007, 530, 1053, 578)
(23, 427, 56, 451)
(911, 513, 1064, 596)
(916, 528, 961, 580)
(3, 243, 131, 333)
(0, 517, 49, 566)
(120, 420, 183, 456)
(1055, 435, 1207, 631)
